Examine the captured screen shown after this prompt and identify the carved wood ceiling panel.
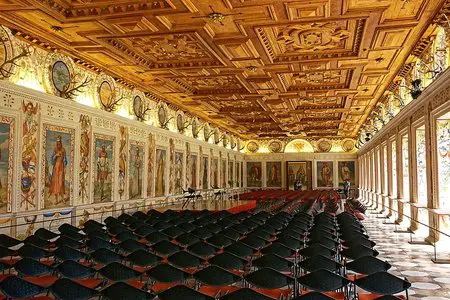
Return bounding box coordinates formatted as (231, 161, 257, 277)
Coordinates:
(0, 0, 444, 139)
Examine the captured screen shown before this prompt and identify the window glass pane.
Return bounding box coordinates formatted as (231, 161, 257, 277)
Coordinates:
(392, 141, 397, 198)
(383, 145, 388, 195)
(437, 120, 450, 209)
(402, 135, 409, 201)
(416, 128, 427, 206)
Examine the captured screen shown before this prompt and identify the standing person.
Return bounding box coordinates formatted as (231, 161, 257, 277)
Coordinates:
(294, 179, 302, 191)
(343, 178, 351, 199)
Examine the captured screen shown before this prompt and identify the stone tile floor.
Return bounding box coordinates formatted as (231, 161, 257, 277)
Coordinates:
(363, 210, 450, 299)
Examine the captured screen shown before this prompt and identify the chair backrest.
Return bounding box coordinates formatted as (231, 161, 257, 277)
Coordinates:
(346, 256, 390, 275)
(194, 265, 241, 286)
(355, 271, 411, 295)
(297, 269, 350, 293)
(14, 257, 53, 276)
(245, 267, 294, 289)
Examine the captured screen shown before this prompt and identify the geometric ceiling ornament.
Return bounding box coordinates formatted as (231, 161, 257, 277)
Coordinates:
(276, 22, 351, 52)
(0, 0, 441, 141)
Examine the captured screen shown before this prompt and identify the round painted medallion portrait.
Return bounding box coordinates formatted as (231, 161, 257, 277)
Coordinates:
(192, 119, 198, 138)
(318, 139, 332, 152)
(99, 81, 113, 108)
(214, 130, 220, 144)
(269, 140, 282, 153)
(133, 95, 143, 118)
(223, 134, 228, 147)
(247, 141, 259, 153)
(230, 136, 236, 149)
(52, 61, 71, 93)
(158, 105, 167, 127)
(177, 114, 184, 133)
(342, 139, 355, 152)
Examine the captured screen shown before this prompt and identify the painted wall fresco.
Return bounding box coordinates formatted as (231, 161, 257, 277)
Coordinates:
(212, 158, 219, 188)
(228, 161, 233, 186)
(147, 133, 155, 197)
(266, 161, 282, 187)
(202, 156, 208, 190)
(287, 161, 311, 190)
(185, 142, 191, 189)
(221, 159, 227, 188)
(174, 151, 183, 194)
(190, 154, 197, 189)
(338, 161, 355, 188)
(42, 125, 74, 209)
(247, 161, 262, 187)
(21, 101, 38, 211)
(0, 116, 13, 213)
(93, 135, 114, 203)
(169, 138, 175, 194)
(317, 161, 333, 187)
(79, 115, 91, 204)
(118, 126, 128, 200)
(129, 141, 144, 200)
(236, 161, 239, 187)
(155, 148, 166, 196)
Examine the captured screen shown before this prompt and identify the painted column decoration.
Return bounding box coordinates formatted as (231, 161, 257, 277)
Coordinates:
(210, 149, 214, 188)
(198, 145, 203, 189)
(185, 142, 191, 190)
(118, 125, 128, 200)
(147, 133, 155, 198)
(20, 100, 39, 211)
(169, 138, 175, 194)
(79, 115, 91, 204)
(0, 115, 14, 213)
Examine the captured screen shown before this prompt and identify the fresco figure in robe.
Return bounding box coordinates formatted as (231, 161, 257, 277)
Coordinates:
(296, 165, 306, 185)
(97, 144, 109, 199)
(266, 162, 281, 187)
(130, 146, 143, 199)
(49, 135, 67, 205)
(155, 149, 166, 196)
(341, 162, 351, 182)
(321, 162, 332, 186)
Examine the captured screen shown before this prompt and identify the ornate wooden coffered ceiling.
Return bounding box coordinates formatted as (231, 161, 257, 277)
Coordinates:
(0, 0, 445, 139)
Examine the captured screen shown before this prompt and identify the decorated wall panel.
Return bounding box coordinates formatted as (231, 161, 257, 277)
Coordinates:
(247, 162, 262, 187)
(338, 161, 356, 188)
(266, 162, 282, 188)
(0, 80, 244, 239)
